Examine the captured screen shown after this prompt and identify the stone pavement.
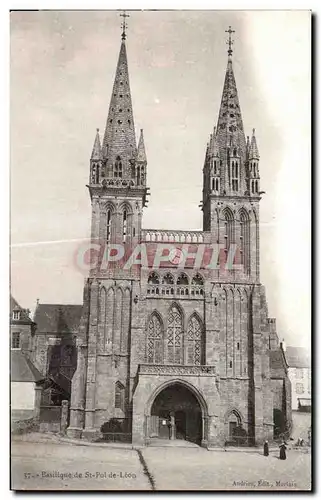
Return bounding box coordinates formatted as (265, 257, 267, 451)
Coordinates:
(141, 446, 311, 491)
(11, 441, 150, 490)
(11, 435, 311, 491)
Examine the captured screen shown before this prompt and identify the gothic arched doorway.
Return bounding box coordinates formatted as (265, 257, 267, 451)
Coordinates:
(148, 383, 204, 445)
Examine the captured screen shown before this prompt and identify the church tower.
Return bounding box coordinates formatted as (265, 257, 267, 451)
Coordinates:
(88, 22, 148, 248)
(67, 14, 148, 439)
(202, 27, 260, 282)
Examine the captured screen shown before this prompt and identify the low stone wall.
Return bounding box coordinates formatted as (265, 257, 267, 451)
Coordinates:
(11, 416, 39, 435)
(39, 422, 61, 433)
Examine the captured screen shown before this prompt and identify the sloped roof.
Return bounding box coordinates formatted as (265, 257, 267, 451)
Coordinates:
(34, 304, 83, 334)
(285, 346, 310, 368)
(11, 350, 44, 383)
(10, 296, 34, 324)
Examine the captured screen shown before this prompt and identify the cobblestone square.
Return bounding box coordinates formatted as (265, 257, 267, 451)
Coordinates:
(11, 439, 311, 491)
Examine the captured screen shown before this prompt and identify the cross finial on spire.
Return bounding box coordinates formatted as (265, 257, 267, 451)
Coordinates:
(225, 26, 235, 57)
(120, 10, 130, 40)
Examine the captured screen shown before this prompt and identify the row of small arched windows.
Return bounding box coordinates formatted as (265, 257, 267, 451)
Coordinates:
(148, 272, 204, 286)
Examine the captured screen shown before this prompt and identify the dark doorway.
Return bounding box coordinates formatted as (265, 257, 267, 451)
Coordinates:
(150, 383, 202, 445)
(273, 408, 285, 438)
(175, 410, 186, 439)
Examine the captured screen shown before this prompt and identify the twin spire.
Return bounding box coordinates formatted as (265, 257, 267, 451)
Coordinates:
(90, 18, 258, 196)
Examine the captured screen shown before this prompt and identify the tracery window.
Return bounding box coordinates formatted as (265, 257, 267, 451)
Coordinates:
(177, 273, 189, 285)
(148, 272, 160, 285)
(162, 273, 174, 285)
(191, 274, 204, 286)
(147, 313, 163, 364)
(167, 306, 183, 364)
(187, 315, 203, 365)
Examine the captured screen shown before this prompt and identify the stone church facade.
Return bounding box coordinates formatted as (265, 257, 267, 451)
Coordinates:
(65, 22, 291, 447)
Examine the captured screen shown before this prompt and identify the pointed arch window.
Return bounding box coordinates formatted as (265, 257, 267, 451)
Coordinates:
(191, 273, 204, 286)
(214, 160, 217, 174)
(240, 210, 250, 274)
(115, 381, 125, 412)
(114, 156, 123, 178)
(148, 272, 160, 285)
(231, 161, 239, 191)
(223, 209, 234, 256)
(167, 306, 183, 364)
(106, 209, 112, 243)
(136, 165, 141, 185)
(123, 210, 127, 242)
(177, 273, 189, 285)
(147, 313, 163, 364)
(228, 411, 242, 439)
(162, 273, 174, 285)
(187, 315, 203, 365)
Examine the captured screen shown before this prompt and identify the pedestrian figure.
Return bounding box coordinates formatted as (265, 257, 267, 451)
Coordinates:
(263, 440, 269, 456)
(279, 441, 287, 460)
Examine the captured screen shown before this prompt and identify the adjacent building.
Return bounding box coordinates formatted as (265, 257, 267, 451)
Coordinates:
(285, 346, 311, 412)
(10, 296, 43, 420)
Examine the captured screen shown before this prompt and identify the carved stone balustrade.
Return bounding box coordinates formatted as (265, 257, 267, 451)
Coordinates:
(141, 229, 206, 244)
(146, 284, 204, 298)
(139, 364, 216, 376)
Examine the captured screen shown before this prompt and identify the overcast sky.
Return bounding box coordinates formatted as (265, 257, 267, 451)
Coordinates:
(10, 10, 311, 348)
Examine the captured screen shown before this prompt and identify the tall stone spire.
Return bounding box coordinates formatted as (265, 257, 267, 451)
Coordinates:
(216, 27, 246, 160)
(102, 30, 137, 178)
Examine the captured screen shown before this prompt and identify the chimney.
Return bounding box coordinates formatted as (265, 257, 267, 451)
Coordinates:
(280, 338, 286, 352)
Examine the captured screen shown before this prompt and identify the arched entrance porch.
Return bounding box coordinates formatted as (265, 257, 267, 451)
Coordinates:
(146, 381, 208, 446)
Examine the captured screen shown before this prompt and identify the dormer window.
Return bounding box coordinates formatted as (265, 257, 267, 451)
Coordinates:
(12, 310, 20, 321)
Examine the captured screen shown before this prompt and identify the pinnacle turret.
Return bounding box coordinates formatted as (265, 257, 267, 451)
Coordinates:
(91, 128, 102, 160)
(137, 129, 147, 162)
(209, 127, 219, 157)
(249, 128, 260, 159)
